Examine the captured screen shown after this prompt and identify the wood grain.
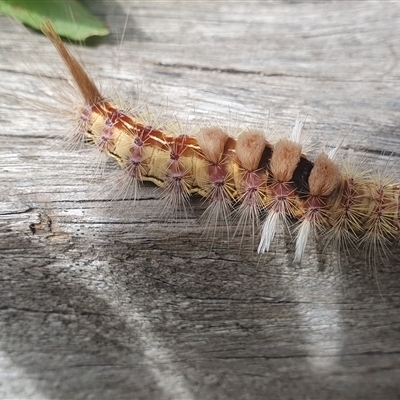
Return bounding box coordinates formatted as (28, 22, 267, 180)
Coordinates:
(1, 1, 400, 399)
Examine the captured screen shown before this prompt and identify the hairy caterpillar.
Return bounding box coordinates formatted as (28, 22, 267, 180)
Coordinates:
(37, 22, 399, 265)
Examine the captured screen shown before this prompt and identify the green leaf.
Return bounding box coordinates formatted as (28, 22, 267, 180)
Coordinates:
(0, 0, 110, 40)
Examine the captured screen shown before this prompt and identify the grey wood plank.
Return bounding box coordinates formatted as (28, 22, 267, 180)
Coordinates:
(1, 1, 400, 399)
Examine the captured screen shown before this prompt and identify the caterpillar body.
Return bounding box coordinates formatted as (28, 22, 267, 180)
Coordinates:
(42, 23, 399, 264)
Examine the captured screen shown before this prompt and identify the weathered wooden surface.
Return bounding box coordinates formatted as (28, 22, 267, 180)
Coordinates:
(1, 1, 400, 399)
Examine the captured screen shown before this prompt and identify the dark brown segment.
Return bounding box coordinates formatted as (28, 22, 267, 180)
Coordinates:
(257, 145, 273, 170)
(292, 156, 314, 196)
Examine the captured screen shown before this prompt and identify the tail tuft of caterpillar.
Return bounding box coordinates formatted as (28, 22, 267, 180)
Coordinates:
(41, 21, 103, 105)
